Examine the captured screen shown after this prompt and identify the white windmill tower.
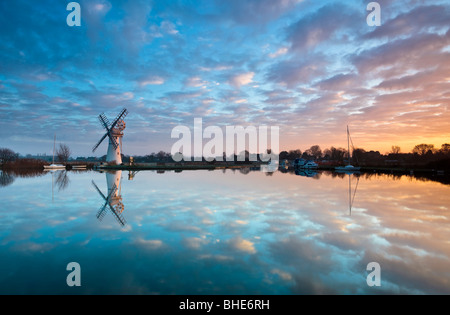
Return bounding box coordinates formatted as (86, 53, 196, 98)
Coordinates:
(92, 108, 128, 164)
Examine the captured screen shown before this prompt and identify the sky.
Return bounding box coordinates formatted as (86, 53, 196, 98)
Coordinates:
(0, 0, 449, 157)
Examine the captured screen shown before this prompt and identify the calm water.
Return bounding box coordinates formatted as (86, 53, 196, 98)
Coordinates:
(0, 168, 449, 295)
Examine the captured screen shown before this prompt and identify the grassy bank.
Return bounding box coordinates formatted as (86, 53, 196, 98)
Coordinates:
(95, 161, 265, 171)
(1, 159, 48, 177)
(1, 159, 96, 174)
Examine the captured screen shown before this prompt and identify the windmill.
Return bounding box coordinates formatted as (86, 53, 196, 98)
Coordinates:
(92, 171, 126, 227)
(92, 108, 128, 164)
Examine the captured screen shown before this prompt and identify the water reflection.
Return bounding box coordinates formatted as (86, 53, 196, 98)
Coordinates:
(0, 168, 46, 189)
(348, 174, 360, 216)
(92, 171, 126, 227)
(0, 168, 450, 294)
(295, 169, 319, 178)
(0, 171, 15, 187)
(54, 170, 70, 191)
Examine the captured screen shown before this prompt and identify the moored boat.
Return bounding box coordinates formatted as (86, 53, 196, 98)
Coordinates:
(335, 126, 360, 173)
(43, 134, 66, 171)
(44, 164, 66, 170)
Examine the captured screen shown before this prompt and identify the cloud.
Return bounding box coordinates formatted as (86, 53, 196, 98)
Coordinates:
(352, 31, 450, 77)
(184, 76, 208, 88)
(160, 20, 179, 35)
(271, 268, 293, 281)
(314, 74, 360, 91)
(267, 54, 328, 87)
(286, 3, 358, 53)
(214, 0, 303, 25)
(268, 47, 288, 59)
(229, 72, 255, 88)
(134, 239, 164, 250)
(138, 76, 165, 87)
(376, 69, 446, 91)
(1, 0, 449, 156)
(228, 238, 257, 254)
(363, 4, 450, 40)
(183, 237, 208, 250)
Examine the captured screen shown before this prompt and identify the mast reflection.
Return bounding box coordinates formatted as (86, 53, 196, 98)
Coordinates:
(347, 173, 360, 216)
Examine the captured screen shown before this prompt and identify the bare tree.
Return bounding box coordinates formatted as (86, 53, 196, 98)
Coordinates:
(353, 148, 366, 162)
(412, 144, 434, 156)
(391, 146, 401, 154)
(0, 148, 18, 164)
(306, 145, 322, 160)
(288, 149, 302, 160)
(156, 151, 169, 161)
(326, 147, 347, 162)
(56, 144, 71, 163)
(441, 144, 450, 154)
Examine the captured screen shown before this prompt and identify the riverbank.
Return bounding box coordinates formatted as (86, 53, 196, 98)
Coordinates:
(313, 164, 447, 176)
(1, 159, 447, 175)
(94, 161, 265, 171)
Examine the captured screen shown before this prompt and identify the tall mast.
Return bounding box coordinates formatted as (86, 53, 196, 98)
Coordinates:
(53, 134, 56, 164)
(347, 126, 351, 165)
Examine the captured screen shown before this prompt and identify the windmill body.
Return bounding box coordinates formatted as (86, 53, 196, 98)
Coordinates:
(93, 109, 128, 165)
(106, 122, 125, 164)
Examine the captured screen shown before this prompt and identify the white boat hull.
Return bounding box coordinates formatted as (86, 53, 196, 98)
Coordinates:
(335, 165, 361, 173)
(44, 164, 66, 170)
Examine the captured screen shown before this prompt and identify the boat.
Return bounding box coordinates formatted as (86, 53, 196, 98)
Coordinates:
(335, 126, 360, 173)
(303, 161, 319, 169)
(44, 135, 66, 170)
(294, 158, 318, 169)
(293, 158, 306, 167)
(44, 165, 66, 170)
(295, 169, 318, 177)
(71, 165, 87, 170)
(335, 164, 360, 172)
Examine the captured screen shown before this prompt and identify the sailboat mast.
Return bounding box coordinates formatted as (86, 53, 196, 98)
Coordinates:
(53, 134, 56, 164)
(347, 126, 351, 165)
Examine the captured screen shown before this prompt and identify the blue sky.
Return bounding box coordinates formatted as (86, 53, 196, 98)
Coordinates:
(1, 0, 449, 157)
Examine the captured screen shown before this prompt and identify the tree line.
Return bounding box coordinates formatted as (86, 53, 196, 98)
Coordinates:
(1, 144, 71, 164)
(2, 143, 449, 167)
(280, 143, 450, 167)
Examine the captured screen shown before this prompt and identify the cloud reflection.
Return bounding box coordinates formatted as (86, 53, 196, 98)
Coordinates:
(0, 170, 449, 294)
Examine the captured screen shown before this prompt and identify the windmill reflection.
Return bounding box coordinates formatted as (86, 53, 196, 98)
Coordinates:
(92, 171, 126, 227)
